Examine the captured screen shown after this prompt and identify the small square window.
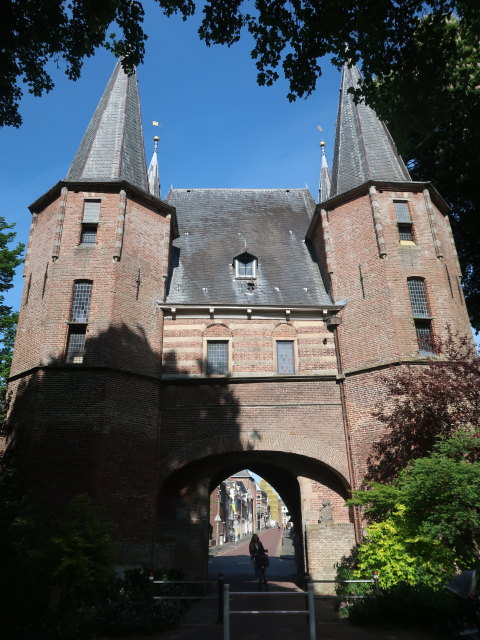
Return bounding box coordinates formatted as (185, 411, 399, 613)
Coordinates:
(276, 340, 295, 374)
(237, 260, 254, 277)
(398, 223, 414, 243)
(206, 341, 229, 375)
(66, 326, 87, 363)
(81, 225, 97, 244)
(234, 253, 257, 279)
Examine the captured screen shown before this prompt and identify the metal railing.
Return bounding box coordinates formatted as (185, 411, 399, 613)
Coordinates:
(306, 572, 380, 599)
(223, 582, 317, 640)
(149, 574, 225, 622)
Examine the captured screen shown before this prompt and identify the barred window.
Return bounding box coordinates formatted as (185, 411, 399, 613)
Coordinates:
(206, 341, 229, 375)
(394, 201, 411, 222)
(82, 200, 100, 223)
(70, 281, 93, 323)
(398, 224, 414, 242)
(81, 225, 97, 244)
(276, 340, 295, 374)
(415, 320, 434, 355)
(66, 326, 86, 363)
(407, 278, 429, 317)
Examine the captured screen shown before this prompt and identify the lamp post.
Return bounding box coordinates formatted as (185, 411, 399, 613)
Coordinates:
(240, 489, 243, 539)
(214, 488, 221, 545)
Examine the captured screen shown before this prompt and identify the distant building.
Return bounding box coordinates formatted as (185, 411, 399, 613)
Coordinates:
(259, 479, 281, 526)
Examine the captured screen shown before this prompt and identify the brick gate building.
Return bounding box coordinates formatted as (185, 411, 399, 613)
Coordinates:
(4, 62, 471, 581)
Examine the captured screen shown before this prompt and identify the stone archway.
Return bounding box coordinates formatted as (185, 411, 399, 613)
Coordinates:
(153, 449, 355, 582)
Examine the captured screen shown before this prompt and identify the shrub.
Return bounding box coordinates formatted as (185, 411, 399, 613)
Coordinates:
(347, 582, 469, 635)
(96, 568, 186, 636)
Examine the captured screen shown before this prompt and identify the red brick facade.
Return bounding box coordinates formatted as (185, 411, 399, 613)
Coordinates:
(3, 69, 472, 582)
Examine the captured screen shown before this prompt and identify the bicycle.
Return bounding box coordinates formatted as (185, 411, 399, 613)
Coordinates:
(252, 550, 269, 591)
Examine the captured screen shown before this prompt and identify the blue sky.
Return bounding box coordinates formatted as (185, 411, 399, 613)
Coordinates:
(0, 4, 339, 311)
(0, 3, 477, 345)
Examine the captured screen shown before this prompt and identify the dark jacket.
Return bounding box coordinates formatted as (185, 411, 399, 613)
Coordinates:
(249, 539, 265, 556)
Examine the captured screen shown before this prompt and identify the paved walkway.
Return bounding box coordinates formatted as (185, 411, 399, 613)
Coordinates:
(156, 529, 439, 640)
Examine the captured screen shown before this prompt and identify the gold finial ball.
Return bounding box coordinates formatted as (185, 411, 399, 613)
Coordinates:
(320, 141, 325, 147)
(153, 135, 160, 141)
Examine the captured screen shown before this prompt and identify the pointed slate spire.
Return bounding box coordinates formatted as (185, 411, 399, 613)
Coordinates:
(147, 136, 160, 198)
(330, 65, 411, 198)
(318, 141, 331, 203)
(67, 61, 148, 192)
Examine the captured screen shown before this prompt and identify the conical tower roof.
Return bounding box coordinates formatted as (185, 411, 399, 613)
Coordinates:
(67, 61, 148, 192)
(330, 65, 410, 197)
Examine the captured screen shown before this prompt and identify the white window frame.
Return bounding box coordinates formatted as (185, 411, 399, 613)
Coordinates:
(235, 256, 257, 279)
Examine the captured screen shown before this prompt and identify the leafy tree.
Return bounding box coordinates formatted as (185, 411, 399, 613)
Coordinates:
(0, 0, 148, 127)
(363, 15, 480, 331)
(351, 432, 480, 587)
(352, 508, 456, 589)
(0, 218, 24, 417)
(5, 1, 478, 127)
(368, 334, 480, 481)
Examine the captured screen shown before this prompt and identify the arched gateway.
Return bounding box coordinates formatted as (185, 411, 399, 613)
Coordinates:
(4, 62, 471, 583)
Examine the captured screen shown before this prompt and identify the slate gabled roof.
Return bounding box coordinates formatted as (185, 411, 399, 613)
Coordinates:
(66, 61, 148, 192)
(164, 188, 333, 307)
(330, 65, 411, 198)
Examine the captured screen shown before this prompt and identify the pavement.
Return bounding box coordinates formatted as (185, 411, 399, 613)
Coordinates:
(160, 528, 438, 640)
(106, 528, 440, 640)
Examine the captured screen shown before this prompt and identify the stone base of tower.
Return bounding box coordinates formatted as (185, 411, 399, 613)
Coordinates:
(305, 523, 356, 595)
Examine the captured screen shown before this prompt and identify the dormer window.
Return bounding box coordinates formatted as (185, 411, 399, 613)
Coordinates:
(234, 252, 257, 279)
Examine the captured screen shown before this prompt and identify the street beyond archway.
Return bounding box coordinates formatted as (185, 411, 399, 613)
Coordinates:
(209, 527, 297, 586)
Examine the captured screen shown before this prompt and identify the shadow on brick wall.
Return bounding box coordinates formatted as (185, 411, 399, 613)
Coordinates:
(1, 324, 245, 571)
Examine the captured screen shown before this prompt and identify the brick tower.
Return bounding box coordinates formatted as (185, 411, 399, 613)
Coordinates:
(6, 62, 177, 565)
(307, 65, 471, 487)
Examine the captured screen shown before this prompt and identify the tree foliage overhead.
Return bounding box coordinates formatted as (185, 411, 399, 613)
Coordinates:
(0, 0, 148, 128)
(367, 334, 480, 482)
(2, 1, 479, 325)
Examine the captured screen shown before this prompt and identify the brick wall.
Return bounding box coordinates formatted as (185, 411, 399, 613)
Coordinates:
(305, 523, 356, 594)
